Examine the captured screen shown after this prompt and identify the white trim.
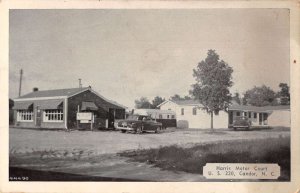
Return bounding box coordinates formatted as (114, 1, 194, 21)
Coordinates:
(65, 87, 90, 98)
(157, 100, 203, 108)
(34, 105, 37, 125)
(14, 88, 90, 101)
(90, 89, 127, 109)
(64, 98, 68, 129)
(14, 96, 67, 101)
(157, 100, 177, 107)
(43, 109, 64, 122)
(66, 87, 126, 109)
(90, 89, 110, 102)
(16, 110, 34, 122)
(43, 120, 64, 123)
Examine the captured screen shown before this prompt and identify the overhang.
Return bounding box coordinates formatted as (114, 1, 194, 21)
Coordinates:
(81, 101, 98, 111)
(12, 102, 33, 110)
(35, 99, 64, 109)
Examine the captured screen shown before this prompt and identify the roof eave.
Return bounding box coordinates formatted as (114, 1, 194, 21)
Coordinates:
(156, 100, 170, 107)
(14, 96, 68, 102)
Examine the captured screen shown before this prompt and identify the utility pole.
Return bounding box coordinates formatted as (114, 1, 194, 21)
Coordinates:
(18, 69, 23, 97)
(78, 78, 82, 88)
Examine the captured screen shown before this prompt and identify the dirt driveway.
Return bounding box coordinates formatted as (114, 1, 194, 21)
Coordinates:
(10, 127, 290, 155)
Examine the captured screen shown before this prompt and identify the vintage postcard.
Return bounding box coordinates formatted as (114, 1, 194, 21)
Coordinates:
(0, 0, 299, 193)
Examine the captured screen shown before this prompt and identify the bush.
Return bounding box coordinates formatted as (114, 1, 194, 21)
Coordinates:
(119, 137, 290, 180)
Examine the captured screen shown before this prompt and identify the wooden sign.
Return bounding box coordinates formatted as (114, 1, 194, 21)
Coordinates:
(76, 112, 92, 120)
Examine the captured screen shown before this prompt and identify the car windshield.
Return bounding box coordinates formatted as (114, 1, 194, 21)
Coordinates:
(127, 115, 149, 121)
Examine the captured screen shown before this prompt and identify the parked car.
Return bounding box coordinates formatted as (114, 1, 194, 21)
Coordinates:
(114, 114, 163, 134)
(233, 116, 251, 130)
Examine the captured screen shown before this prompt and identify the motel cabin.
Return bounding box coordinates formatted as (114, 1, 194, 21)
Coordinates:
(228, 104, 291, 128)
(158, 99, 290, 129)
(12, 87, 126, 130)
(158, 99, 228, 129)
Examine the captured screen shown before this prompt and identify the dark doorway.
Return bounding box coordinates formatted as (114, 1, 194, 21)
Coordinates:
(108, 108, 115, 128)
(259, 113, 263, 125)
(229, 111, 233, 124)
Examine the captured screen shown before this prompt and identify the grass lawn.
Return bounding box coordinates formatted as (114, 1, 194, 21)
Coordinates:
(119, 136, 290, 181)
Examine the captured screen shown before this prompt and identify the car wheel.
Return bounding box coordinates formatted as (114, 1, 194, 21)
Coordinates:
(136, 127, 142, 134)
(155, 126, 161, 133)
(121, 130, 126, 133)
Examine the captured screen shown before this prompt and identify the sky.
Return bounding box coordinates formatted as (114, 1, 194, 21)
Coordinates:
(9, 9, 290, 108)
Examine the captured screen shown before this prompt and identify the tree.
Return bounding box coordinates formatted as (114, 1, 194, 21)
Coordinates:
(170, 94, 181, 101)
(152, 96, 165, 109)
(183, 96, 192, 100)
(232, 92, 241, 105)
(242, 96, 247, 105)
(243, 85, 277, 106)
(170, 94, 192, 101)
(190, 50, 233, 129)
(278, 83, 290, 105)
(134, 97, 153, 109)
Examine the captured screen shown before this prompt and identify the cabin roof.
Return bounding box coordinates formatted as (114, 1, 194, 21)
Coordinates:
(17, 87, 90, 99)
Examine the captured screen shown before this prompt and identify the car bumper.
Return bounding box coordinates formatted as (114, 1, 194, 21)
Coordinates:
(233, 125, 250, 128)
(115, 126, 135, 131)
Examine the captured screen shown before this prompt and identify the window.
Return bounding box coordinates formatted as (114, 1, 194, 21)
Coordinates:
(171, 115, 175, 119)
(254, 113, 257, 119)
(44, 109, 63, 122)
(243, 112, 248, 117)
(248, 112, 251, 118)
(181, 108, 184, 115)
(159, 114, 163, 119)
(193, 107, 197, 115)
(236, 112, 240, 116)
(17, 110, 33, 122)
(167, 115, 170, 119)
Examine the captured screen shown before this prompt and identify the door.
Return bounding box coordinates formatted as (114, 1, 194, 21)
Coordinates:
(108, 108, 115, 128)
(263, 113, 268, 125)
(259, 113, 263, 125)
(36, 107, 42, 127)
(229, 111, 233, 125)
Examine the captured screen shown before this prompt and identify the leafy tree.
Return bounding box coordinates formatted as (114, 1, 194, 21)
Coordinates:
(134, 97, 153, 109)
(170, 94, 192, 101)
(278, 83, 290, 105)
(183, 96, 192, 100)
(242, 96, 248, 105)
(190, 50, 233, 129)
(243, 85, 277, 106)
(170, 94, 181, 101)
(232, 92, 241, 105)
(152, 96, 165, 109)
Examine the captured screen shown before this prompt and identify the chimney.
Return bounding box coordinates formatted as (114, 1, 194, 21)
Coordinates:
(33, 87, 39, 92)
(78, 78, 82, 88)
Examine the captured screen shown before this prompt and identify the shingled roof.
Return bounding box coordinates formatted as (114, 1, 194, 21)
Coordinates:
(171, 99, 201, 106)
(228, 104, 290, 112)
(17, 87, 90, 99)
(14, 87, 127, 109)
(158, 99, 290, 112)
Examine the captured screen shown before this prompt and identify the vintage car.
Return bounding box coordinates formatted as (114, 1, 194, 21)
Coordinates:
(233, 116, 252, 130)
(114, 114, 163, 134)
